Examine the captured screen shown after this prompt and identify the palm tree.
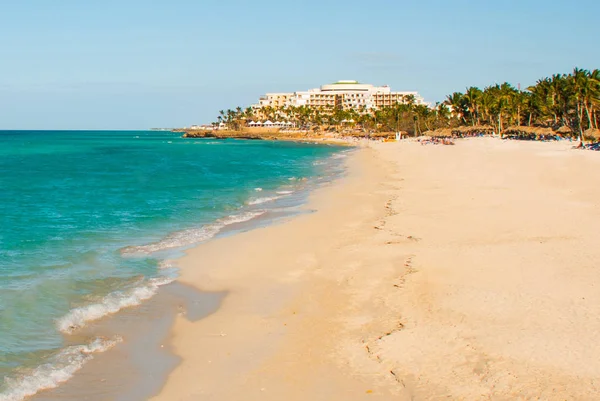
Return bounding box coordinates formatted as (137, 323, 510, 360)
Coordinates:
(551, 74, 569, 126)
(483, 83, 516, 135)
(564, 68, 599, 141)
(332, 107, 349, 130)
(434, 102, 451, 128)
(527, 81, 550, 126)
(577, 68, 600, 130)
(464, 87, 482, 126)
(208, 66, 600, 141)
(478, 89, 494, 128)
(509, 89, 527, 127)
(225, 109, 235, 129)
(244, 106, 255, 122)
(414, 104, 432, 133)
(589, 69, 600, 129)
(297, 106, 311, 129)
(287, 106, 300, 128)
(445, 92, 467, 124)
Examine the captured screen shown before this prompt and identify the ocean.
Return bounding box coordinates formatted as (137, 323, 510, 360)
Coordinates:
(0, 130, 346, 400)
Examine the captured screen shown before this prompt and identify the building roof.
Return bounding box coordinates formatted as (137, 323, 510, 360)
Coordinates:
(332, 80, 360, 84)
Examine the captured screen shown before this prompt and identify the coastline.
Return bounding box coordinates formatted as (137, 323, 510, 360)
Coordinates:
(152, 137, 600, 400)
(152, 142, 397, 400)
(177, 128, 383, 145)
(17, 139, 351, 401)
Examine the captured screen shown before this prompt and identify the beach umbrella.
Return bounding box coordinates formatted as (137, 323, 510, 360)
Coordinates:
(584, 128, 600, 139)
(428, 128, 453, 137)
(556, 125, 573, 135)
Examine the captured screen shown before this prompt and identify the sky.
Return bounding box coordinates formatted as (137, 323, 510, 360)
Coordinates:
(1, 0, 599, 130)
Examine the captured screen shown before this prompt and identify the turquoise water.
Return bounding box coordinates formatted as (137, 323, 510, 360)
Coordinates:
(0, 130, 344, 400)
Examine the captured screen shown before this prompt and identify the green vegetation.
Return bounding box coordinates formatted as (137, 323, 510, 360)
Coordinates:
(446, 68, 600, 144)
(214, 94, 442, 135)
(213, 68, 600, 144)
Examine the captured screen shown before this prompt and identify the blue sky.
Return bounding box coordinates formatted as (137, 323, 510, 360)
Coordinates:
(1, 0, 599, 129)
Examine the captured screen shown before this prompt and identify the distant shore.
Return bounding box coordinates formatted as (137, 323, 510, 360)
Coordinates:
(151, 137, 600, 400)
(175, 127, 396, 145)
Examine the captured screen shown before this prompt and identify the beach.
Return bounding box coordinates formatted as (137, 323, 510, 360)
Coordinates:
(0, 132, 347, 401)
(152, 137, 600, 400)
(3, 1, 599, 399)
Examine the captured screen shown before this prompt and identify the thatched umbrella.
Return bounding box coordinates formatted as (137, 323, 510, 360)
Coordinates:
(435, 128, 453, 137)
(584, 128, 600, 140)
(424, 128, 453, 137)
(370, 131, 395, 139)
(504, 126, 554, 135)
(556, 125, 573, 135)
(503, 126, 557, 140)
(451, 125, 495, 137)
(453, 125, 494, 133)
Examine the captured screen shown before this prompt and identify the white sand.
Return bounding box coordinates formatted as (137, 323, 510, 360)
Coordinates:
(152, 138, 600, 400)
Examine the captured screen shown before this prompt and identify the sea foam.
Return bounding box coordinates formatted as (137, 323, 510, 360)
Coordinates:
(56, 277, 174, 334)
(120, 210, 265, 255)
(246, 196, 283, 205)
(0, 336, 121, 401)
(330, 151, 350, 159)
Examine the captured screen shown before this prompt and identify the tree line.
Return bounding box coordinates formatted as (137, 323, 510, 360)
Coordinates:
(213, 68, 600, 141)
(446, 68, 599, 140)
(214, 94, 441, 135)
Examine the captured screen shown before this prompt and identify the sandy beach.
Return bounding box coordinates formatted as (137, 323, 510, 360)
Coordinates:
(152, 138, 600, 400)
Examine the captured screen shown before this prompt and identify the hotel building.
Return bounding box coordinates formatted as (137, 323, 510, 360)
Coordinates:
(253, 80, 426, 112)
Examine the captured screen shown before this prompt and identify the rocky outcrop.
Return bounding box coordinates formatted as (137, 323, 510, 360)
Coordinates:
(177, 129, 354, 145)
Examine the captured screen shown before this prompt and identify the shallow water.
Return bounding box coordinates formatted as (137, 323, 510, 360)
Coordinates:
(0, 130, 346, 400)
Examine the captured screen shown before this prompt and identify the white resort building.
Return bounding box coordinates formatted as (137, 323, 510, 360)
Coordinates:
(252, 80, 427, 112)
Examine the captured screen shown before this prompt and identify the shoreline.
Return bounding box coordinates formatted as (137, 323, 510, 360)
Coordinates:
(30, 281, 224, 401)
(152, 137, 600, 400)
(151, 144, 403, 400)
(21, 141, 352, 401)
(178, 129, 374, 145)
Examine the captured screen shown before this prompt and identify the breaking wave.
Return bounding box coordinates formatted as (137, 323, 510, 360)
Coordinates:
(120, 210, 265, 255)
(56, 277, 174, 334)
(246, 196, 283, 205)
(0, 336, 121, 401)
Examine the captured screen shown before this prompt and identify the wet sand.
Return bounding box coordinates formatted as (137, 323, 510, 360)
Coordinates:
(151, 137, 600, 400)
(32, 282, 224, 401)
(27, 149, 347, 401)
